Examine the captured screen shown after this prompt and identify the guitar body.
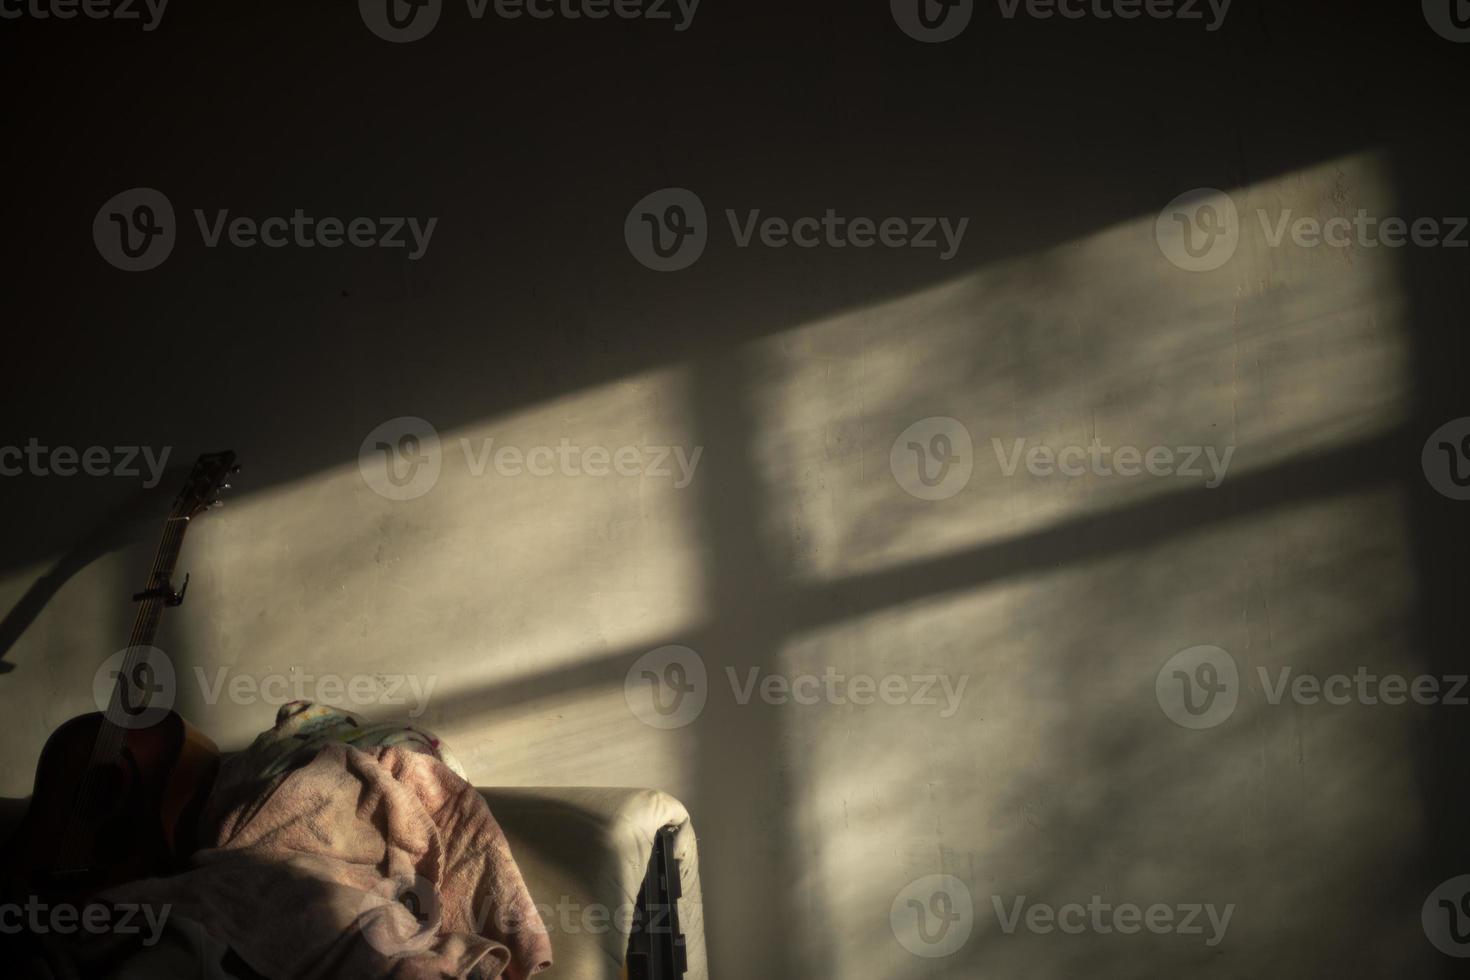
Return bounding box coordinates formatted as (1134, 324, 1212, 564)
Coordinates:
(2, 453, 236, 910)
(3, 711, 219, 904)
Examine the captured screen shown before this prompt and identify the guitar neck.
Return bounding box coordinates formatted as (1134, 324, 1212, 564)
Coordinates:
(97, 451, 236, 743)
(127, 515, 191, 651)
(47, 452, 235, 874)
(95, 515, 193, 752)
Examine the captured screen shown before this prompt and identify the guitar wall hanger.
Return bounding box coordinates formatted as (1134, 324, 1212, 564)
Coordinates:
(124, 456, 238, 610)
(132, 574, 190, 607)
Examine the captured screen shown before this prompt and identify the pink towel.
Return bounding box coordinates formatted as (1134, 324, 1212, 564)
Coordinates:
(100, 742, 553, 979)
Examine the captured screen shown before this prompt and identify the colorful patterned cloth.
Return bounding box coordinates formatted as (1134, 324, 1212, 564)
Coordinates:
(241, 699, 468, 781)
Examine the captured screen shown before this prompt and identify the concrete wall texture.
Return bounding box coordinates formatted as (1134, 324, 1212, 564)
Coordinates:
(1, 3, 1468, 977)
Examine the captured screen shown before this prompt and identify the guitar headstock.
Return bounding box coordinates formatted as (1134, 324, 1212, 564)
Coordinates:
(172, 451, 240, 521)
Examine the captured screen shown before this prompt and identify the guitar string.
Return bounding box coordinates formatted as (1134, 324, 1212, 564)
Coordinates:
(62, 515, 177, 869)
(103, 523, 178, 742)
(63, 456, 229, 874)
(61, 497, 190, 869)
(102, 513, 186, 748)
(68, 508, 187, 866)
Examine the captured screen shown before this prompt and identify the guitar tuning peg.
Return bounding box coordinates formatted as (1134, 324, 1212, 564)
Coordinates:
(208, 499, 225, 509)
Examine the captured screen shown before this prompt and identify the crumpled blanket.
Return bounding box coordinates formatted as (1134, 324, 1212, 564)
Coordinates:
(229, 700, 471, 783)
(97, 702, 554, 979)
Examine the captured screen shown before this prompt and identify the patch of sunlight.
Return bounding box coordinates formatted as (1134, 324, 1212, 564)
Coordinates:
(166, 363, 708, 766)
(744, 150, 1412, 587)
(0, 555, 130, 796)
(780, 483, 1425, 978)
(429, 683, 704, 792)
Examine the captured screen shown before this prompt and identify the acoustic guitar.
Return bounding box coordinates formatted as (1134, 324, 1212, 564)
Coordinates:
(2, 451, 238, 904)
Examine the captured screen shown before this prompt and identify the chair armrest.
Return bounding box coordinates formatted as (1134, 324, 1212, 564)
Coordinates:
(478, 787, 707, 980)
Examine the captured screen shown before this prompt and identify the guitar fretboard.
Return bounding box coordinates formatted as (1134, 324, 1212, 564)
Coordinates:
(97, 513, 192, 755)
